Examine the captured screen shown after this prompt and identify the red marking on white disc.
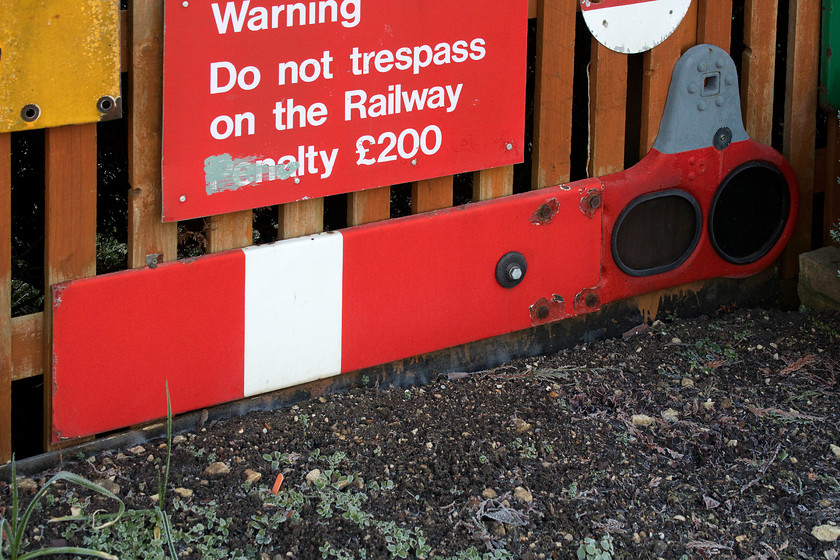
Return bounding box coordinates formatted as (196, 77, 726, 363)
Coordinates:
(580, 0, 691, 54)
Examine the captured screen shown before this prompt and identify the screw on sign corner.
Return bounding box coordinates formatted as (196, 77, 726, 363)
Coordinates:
(20, 104, 40, 122)
(97, 96, 115, 113)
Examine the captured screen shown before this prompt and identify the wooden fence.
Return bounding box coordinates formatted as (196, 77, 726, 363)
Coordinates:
(1, 0, 836, 462)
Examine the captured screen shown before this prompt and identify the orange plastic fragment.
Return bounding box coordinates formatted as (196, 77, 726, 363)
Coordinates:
(271, 473, 284, 494)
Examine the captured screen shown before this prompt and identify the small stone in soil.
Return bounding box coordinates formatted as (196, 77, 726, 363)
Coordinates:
(661, 409, 679, 423)
(95, 479, 121, 495)
(514, 418, 533, 433)
(632, 414, 655, 427)
(514, 486, 533, 502)
(831, 444, 840, 458)
(204, 462, 231, 477)
(482, 488, 498, 499)
(172, 435, 187, 444)
(174, 487, 193, 498)
(244, 469, 262, 483)
(306, 468, 321, 484)
(812, 525, 840, 542)
(17, 478, 38, 492)
(128, 445, 145, 455)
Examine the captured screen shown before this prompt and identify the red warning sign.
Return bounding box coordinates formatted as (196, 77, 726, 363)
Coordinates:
(161, 0, 528, 221)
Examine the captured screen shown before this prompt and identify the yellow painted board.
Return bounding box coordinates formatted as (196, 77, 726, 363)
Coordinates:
(0, 0, 121, 132)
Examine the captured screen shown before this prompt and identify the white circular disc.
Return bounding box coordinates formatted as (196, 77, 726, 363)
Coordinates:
(580, 0, 692, 54)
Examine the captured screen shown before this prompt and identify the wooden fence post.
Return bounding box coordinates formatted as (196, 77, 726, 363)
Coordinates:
(640, 36, 683, 158)
(412, 176, 453, 213)
(697, 0, 733, 50)
(741, 0, 778, 145)
(1, 133, 11, 463)
(279, 199, 324, 239)
(43, 124, 98, 449)
(781, 0, 821, 299)
(128, 0, 177, 267)
(640, 2, 698, 158)
(206, 210, 253, 253)
(347, 187, 391, 226)
(532, 0, 576, 188)
(588, 40, 628, 177)
(473, 166, 513, 201)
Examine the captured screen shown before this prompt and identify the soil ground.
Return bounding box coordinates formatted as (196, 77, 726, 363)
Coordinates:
(1, 307, 839, 560)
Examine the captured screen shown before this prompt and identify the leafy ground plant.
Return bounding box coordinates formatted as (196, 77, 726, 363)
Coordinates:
(0, 456, 125, 560)
(577, 534, 614, 560)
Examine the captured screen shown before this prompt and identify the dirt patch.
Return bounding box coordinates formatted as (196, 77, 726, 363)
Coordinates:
(2, 307, 840, 559)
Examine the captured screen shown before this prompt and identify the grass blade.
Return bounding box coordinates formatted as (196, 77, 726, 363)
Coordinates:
(17, 546, 119, 560)
(158, 382, 172, 504)
(156, 508, 177, 559)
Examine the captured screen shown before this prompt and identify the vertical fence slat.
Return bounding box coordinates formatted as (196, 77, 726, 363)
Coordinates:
(473, 166, 513, 201)
(781, 0, 821, 287)
(412, 176, 453, 213)
(697, 0, 733, 50)
(279, 198, 324, 239)
(206, 210, 253, 252)
(347, 187, 391, 226)
(682, 2, 699, 49)
(44, 123, 98, 449)
(824, 113, 840, 246)
(640, 37, 682, 157)
(532, 0, 576, 188)
(588, 40, 628, 177)
(741, 0, 778, 145)
(128, 0, 177, 268)
(640, 2, 699, 157)
(1, 133, 11, 463)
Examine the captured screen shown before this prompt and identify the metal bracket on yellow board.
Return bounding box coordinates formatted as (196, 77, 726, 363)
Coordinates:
(0, 0, 121, 133)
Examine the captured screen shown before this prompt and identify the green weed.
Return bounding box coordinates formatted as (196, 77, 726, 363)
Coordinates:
(577, 534, 614, 560)
(0, 456, 125, 560)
